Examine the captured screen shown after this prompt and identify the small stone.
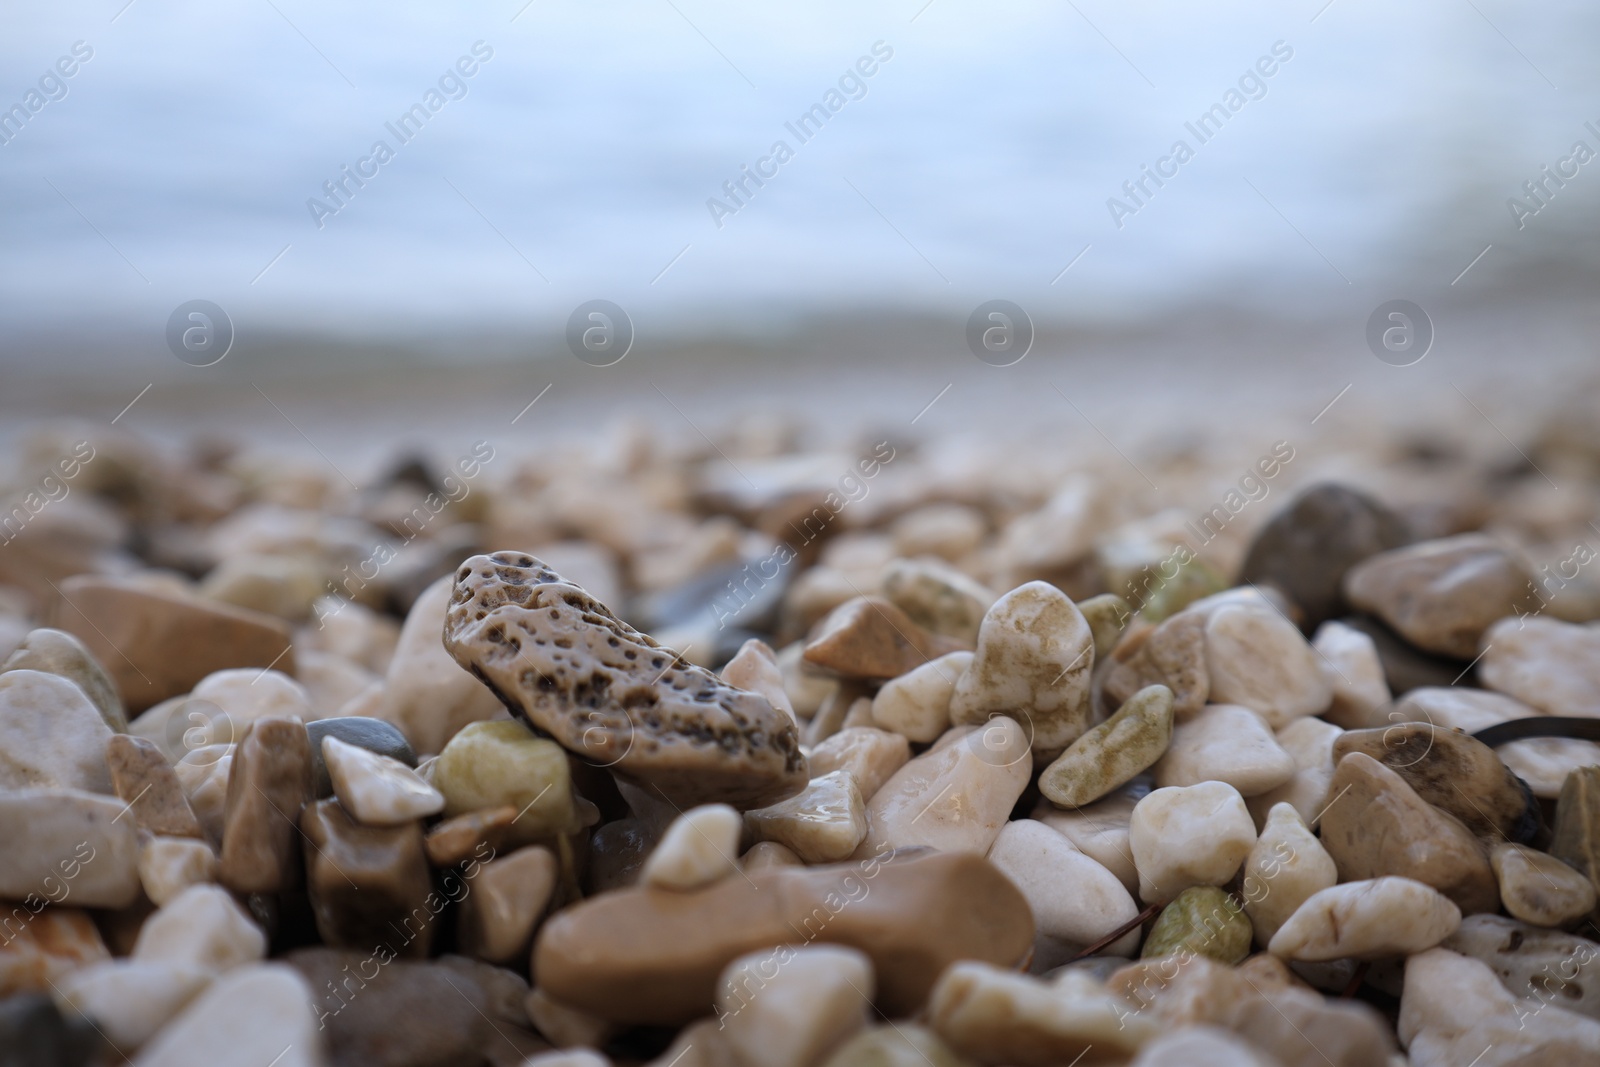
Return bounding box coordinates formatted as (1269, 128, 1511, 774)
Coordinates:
(173, 744, 233, 844)
(132, 963, 326, 1067)
(804, 596, 967, 681)
(816, 1023, 971, 1067)
(1343, 533, 1538, 659)
(190, 667, 312, 727)
(138, 836, 216, 905)
(1201, 601, 1332, 728)
(381, 573, 506, 757)
(1031, 790, 1140, 896)
(1129, 781, 1256, 905)
(218, 717, 313, 895)
(1105, 952, 1255, 1026)
(292, 651, 376, 717)
(458, 845, 558, 965)
(52, 959, 210, 1051)
(198, 552, 325, 621)
(869, 652, 969, 743)
(300, 798, 434, 958)
(132, 883, 265, 972)
(1311, 619, 1391, 728)
(719, 638, 796, 724)
(2, 627, 125, 731)
(1268, 876, 1460, 960)
(741, 840, 802, 871)
(987, 819, 1142, 969)
(855, 720, 1031, 858)
(1075, 593, 1133, 660)
(746, 770, 868, 864)
(1319, 752, 1499, 915)
(106, 734, 203, 838)
(1550, 766, 1600, 910)
(715, 945, 872, 1067)
(0, 670, 113, 794)
(0, 789, 140, 908)
(948, 582, 1095, 757)
(1128, 1025, 1276, 1067)
(806, 727, 910, 801)
(1444, 914, 1600, 1023)
(0, 909, 110, 996)
(423, 804, 518, 867)
(641, 804, 742, 890)
(1479, 615, 1600, 718)
(880, 557, 995, 644)
(889, 503, 987, 562)
(305, 716, 416, 798)
(0, 993, 99, 1067)
(1244, 716, 1341, 830)
(432, 720, 579, 844)
(1141, 886, 1251, 964)
(1151, 702, 1295, 796)
(525, 986, 616, 1049)
(1240, 803, 1337, 947)
(1038, 684, 1173, 809)
(321, 736, 442, 826)
(1103, 610, 1209, 719)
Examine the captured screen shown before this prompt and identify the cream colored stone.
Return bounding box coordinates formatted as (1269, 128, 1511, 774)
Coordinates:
(138, 836, 217, 906)
(1032, 790, 1140, 896)
(716, 945, 873, 1067)
(1129, 1025, 1277, 1067)
(1245, 716, 1342, 829)
(987, 819, 1142, 968)
(816, 1023, 970, 1067)
(525, 987, 616, 1050)
(1152, 703, 1295, 796)
(869, 651, 969, 742)
(1269, 877, 1460, 961)
(0, 788, 141, 908)
(379, 573, 504, 755)
(306, 595, 399, 674)
(778, 642, 836, 721)
(1312, 619, 1391, 729)
(54, 960, 211, 1051)
(888, 505, 987, 563)
(2, 626, 126, 731)
(1202, 602, 1331, 728)
(460, 845, 558, 965)
(880, 556, 995, 643)
(174, 744, 233, 844)
(641, 804, 743, 890)
(132, 963, 326, 1067)
(1490, 842, 1598, 927)
(806, 727, 910, 801)
(322, 735, 443, 826)
(740, 840, 802, 871)
(0, 669, 113, 793)
(720, 639, 797, 725)
(1241, 803, 1337, 947)
(132, 884, 266, 972)
(190, 667, 312, 726)
(295, 650, 377, 718)
(1129, 781, 1256, 905)
(1479, 615, 1600, 718)
(520, 1051, 611, 1067)
(746, 771, 867, 864)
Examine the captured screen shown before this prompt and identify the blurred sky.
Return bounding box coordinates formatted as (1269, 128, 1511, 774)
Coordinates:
(2, 0, 1599, 346)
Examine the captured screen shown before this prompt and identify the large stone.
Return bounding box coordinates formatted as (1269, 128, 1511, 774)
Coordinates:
(1444, 914, 1600, 1023)
(715, 945, 872, 1067)
(1038, 684, 1173, 809)
(1129, 781, 1256, 905)
(1103, 610, 1209, 719)
(306, 717, 416, 799)
(0, 909, 110, 996)
(804, 596, 968, 681)
(1478, 615, 1600, 718)
(132, 883, 265, 972)
(300, 798, 435, 958)
(0, 789, 140, 908)
(2, 627, 125, 731)
(445, 553, 807, 809)
(746, 771, 868, 863)
(132, 963, 327, 1067)
(533, 849, 1033, 1025)
(1240, 803, 1337, 948)
(1151, 702, 1295, 795)
(217, 717, 313, 895)
(1268, 877, 1460, 961)
(987, 819, 1141, 969)
(381, 572, 505, 757)
(0, 670, 113, 794)
(105, 734, 204, 838)
(1201, 601, 1332, 728)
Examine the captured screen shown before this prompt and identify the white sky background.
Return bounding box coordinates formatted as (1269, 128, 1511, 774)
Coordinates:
(1, 0, 1597, 345)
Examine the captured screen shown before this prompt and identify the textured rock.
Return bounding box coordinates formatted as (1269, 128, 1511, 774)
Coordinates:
(1076, 593, 1132, 659)
(458, 845, 557, 965)
(423, 804, 518, 867)
(1039, 684, 1173, 809)
(715, 945, 872, 1067)
(1032, 790, 1140, 896)
(132, 963, 327, 1067)
(301, 798, 435, 958)
(446, 553, 807, 808)
(106, 733, 203, 838)
(1549, 766, 1600, 912)
(1244, 716, 1342, 829)
(138, 836, 217, 905)
(0, 670, 113, 794)
(2, 627, 125, 731)
(533, 849, 1033, 1025)
(804, 596, 968, 681)
(719, 638, 796, 724)
(53, 959, 210, 1051)
(0, 909, 110, 996)
(1312, 619, 1391, 728)
(1344, 533, 1537, 658)
(132, 883, 265, 972)
(1129, 781, 1256, 905)
(380, 572, 506, 757)
(1269, 876, 1460, 961)
(881, 556, 995, 644)
(987, 819, 1141, 969)
(746, 771, 868, 863)
(218, 717, 313, 894)
(1444, 914, 1600, 1023)
(641, 804, 742, 890)
(322, 736, 443, 826)
(432, 720, 579, 843)
(1141, 886, 1251, 964)
(868, 651, 969, 743)
(1103, 610, 1209, 719)
(1240, 803, 1337, 948)
(0, 789, 140, 908)
(1479, 615, 1600, 718)
(1152, 702, 1295, 796)
(807, 727, 910, 801)
(305, 716, 416, 798)
(1201, 601, 1332, 728)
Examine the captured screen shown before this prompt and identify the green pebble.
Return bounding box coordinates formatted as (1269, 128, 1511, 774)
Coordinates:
(1038, 684, 1173, 809)
(1075, 594, 1133, 660)
(1141, 886, 1252, 964)
(433, 720, 577, 840)
(818, 1024, 974, 1067)
(1139, 557, 1228, 624)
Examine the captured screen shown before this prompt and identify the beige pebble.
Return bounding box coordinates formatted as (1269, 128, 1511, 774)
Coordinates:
(1244, 716, 1341, 829)
(815, 1022, 970, 1067)
(880, 556, 995, 643)
(869, 651, 969, 742)
(295, 650, 377, 718)
(1311, 619, 1391, 728)
(888, 505, 987, 563)
(1031, 789, 1141, 896)
(0, 669, 114, 794)
(132, 963, 327, 1067)
(1489, 842, 1598, 927)
(191, 667, 312, 727)
(380, 573, 505, 756)
(1129, 781, 1256, 905)
(1240, 803, 1336, 947)
(460, 845, 558, 965)
(133, 884, 266, 972)
(1201, 601, 1331, 728)
(322, 735, 443, 826)
(1269, 876, 1460, 961)
(0, 908, 110, 997)
(806, 727, 910, 801)
(1103, 610, 1209, 719)
(520, 1051, 613, 1067)
(746, 771, 867, 864)
(1151, 702, 1295, 796)
(106, 734, 204, 838)
(1, 626, 126, 731)
(173, 744, 234, 844)
(987, 819, 1142, 968)
(716, 945, 873, 1067)
(1479, 615, 1600, 718)
(53, 960, 211, 1051)
(641, 804, 743, 890)
(138, 836, 217, 906)
(720, 638, 797, 724)
(217, 717, 312, 895)
(1128, 1025, 1277, 1067)
(524, 987, 616, 1050)
(0, 788, 141, 908)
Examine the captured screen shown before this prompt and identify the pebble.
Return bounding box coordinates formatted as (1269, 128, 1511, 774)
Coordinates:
(458, 845, 558, 965)
(294, 651, 376, 719)
(1337, 612, 1471, 695)
(1038, 684, 1173, 809)
(433, 720, 580, 842)
(1128, 1025, 1276, 1067)
(1268, 876, 1461, 960)
(1151, 702, 1295, 796)
(854, 719, 1031, 857)
(321, 736, 442, 826)
(715, 945, 872, 1067)
(0, 993, 100, 1067)
(1221, 983, 1398, 1067)
(746, 771, 868, 863)
(1343, 533, 1537, 658)
(132, 963, 327, 1067)
(1549, 765, 1600, 913)
(1031, 790, 1141, 896)
(305, 716, 416, 799)
(888, 503, 986, 562)
(1103, 610, 1209, 719)
(804, 596, 967, 680)
(1478, 615, 1600, 718)
(1444, 914, 1600, 1022)
(218, 717, 313, 895)
(300, 798, 434, 957)
(816, 1023, 971, 1067)
(1075, 593, 1132, 659)
(1243, 716, 1341, 829)
(173, 744, 233, 843)
(522, 1053, 610, 1067)
(380, 572, 505, 757)
(52, 575, 295, 715)
(1311, 619, 1391, 728)
(191, 667, 313, 728)
(719, 638, 796, 724)
(868, 651, 969, 742)
(198, 552, 325, 621)
(0, 909, 110, 996)
(805, 727, 910, 801)
(741, 840, 802, 871)
(0, 669, 113, 794)
(880, 556, 995, 644)
(948, 582, 1095, 756)
(1129, 781, 1256, 905)
(0, 788, 141, 908)
(987, 819, 1142, 968)
(106, 734, 203, 838)
(1240, 803, 1336, 947)
(133, 883, 266, 972)
(532, 850, 1033, 1025)
(524, 988, 614, 1053)
(641, 804, 743, 890)
(1319, 752, 1499, 915)
(446, 553, 807, 808)
(1200, 601, 1332, 728)
(2, 627, 126, 731)
(423, 804, 519, 867)
(138, 836, 217, 905)
(1141, 886, 1251, 964)
(52, 959, 210, 1051)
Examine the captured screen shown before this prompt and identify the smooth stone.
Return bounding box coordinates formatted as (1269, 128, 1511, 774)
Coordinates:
(889, 502, 987, 561)
(0, 909, 110, 996)
(533, 849, 1033, 1025)
(190, 668, 312, 727)
(806, 683, 873, 748)
(292, 651, 377, 718)
(880, 556, 996, 644)
(816, 1023, 972, 1067)
(1444, 914, 1600, 1022)
(746, 771, 868, 864)
(807, 727, 910, 801)
(300, 798, 434, 958)
(322, 736, 442, 826)
(523, 1053, 609, 1067)
(1319, 752, 1499, 915)
(305, 717, 416, 798)
(1238, 481, 1411, 629)
(1201, 602, 1331, 728)
(1151, 702, 1295, 796)
(1039, 684, 1173, 809)
(524, 986, 615, 1050)
(2, 627, 125, 731)
(52, 575, 294, 714)
(1032, 790, 1140, 896)
(1103, 610, 1209, 719)
(1479, 615, 1600, 718)
(0, 789, 140, 907)
(869, 652, 969, 743)
(138, 836, 217, 905)
(379, 573, 505, 758)
(1076, 593, 1132, 660)
(1551, 765, 1600, 902)
(424, 805, 518, 867)
(1244, 717, 1341, 830)
(1343, 533, 1538, 659)
(741, 840, 802, 871)
(854, 719, 1031, 858)
(1336, 612, 1469, 695)
(458, 845, 558, 965)
(948, 581, 1095, 757)
(106, 734, 204, 838)
(1129, 781, 1256, 905)
(780, 642, 837, 720)
(1141, 886, 1250, 964)
(1268, 876, 1460, 960)
(1105, 953, 1261, 1027)
(927, 963, 1159, 1067)
(1218, 983, 1397, 1067)
(715, 945, 872, 1067)
(0, 993, 99, 1067)
(1311, 619, 1391, 728)
(133, 884, 266, 972)
(1128, 1025, 1276, 1067)
(719, 638, 796, 724)
(0, 670, 113, 794)
(127, 693, 234, 765)
(173, 744, 233, 844)
(1240, 803, 1336, 948)
(987, 819, 1141, 968)
(199, 552, 325, 622)
(132, 963, 326, 1067)
(641, 804, 742, 890)
(446, 554, 807, 808)
(803, 596, 967, 681)
(218, 717, 312, 895)
(53, 959, 210, 1051)
(433, 721, 579, 843)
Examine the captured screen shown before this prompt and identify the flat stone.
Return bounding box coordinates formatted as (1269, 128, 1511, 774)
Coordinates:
(0, 993, 99, 1067)
(868, 651, 969, 743)
(0, 670, 113, 794)
(1103, 610, 1209, 719)
(804, 595, 967, 681)
(715, 945, 871, 1067)
(305, 716, 416, 798)
(816, 1023, 970, 1067)
(1244, 716, 1342, 830)
(1038, 684, 1173, 809)
(746, 770, 868, 864)
(52, 959, 210, 1052)
(1269, 876, 1460, 961)
(458, 845, 558, 965)
(0, 789, 140, 908)
(190, 668, 311, 727)
(1031, 790, 1141, 896)
(380, 573, 507, 758)
(1479, 615, 1600, 717)
(1549, 766, 1600, 913)
(432, 720, 579, 844)
(217, 717, 312, 894)
(106, 734, 203, 838)
(1320, 752, 1499, 915)
(1141, 886, 1250, 964)
(533, 849, 1033, 1025)
(1444, 914, 1600, 1023)
(322, 736, 442, 826)
(2, 627, 125, 731)
(138, 836, 217, 905)
(132, 963, 327, 1067)
(423, 804, 518, 867)
(301, 798, 434, 958)
(0, 909, 110, 996)
(446, 553, 807, 809)
(1240, 803, 1336, 948)
(1201, 602, 1331, 728)
(1343, 533, 1538, 659)
(987, 819, 1141, 969)
(948, 582, 1095, 757)
(1152, 702, 1295, 796)
(880, 556, 995, 644)
(806, 727, 910, 801)
(719, 638, 796, 724)
(52, 575, 294, 715)
(1129, 781, 1256, 905)
(1311, 619, 1391, 728)
(132, 883, 265, 972)
(641, 804, 742, 890)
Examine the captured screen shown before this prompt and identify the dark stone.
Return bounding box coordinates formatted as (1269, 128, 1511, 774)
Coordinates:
(0, 993, 99, 1067)
(300, 799, 435, 959)
(307, 717, 416, 799)
(1336, 614, 1473, 695)
(632, 557, 792, 635)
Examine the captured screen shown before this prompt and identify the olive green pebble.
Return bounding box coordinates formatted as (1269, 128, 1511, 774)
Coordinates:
(432, 720, 578, 841)
(1139, 556, 1228, 624)
(1038, 684, 1173, 809)
(1075, 594, 1133, 660)
(1141, 885, 1252, 964)
(819, 1023, 974, 1067)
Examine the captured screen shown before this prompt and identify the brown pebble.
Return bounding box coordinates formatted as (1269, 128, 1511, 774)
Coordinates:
(423, 805, 518, 867)
(218, 717, 312, 895)
(803, 596, 968, 681)
(1103, 610, 1209, 719)
(105, 734, 203, 839)
(301, 798, 434, 959)
(457, 845, 558, 966)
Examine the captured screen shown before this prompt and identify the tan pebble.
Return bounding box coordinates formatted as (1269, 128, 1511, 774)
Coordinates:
(720, 638, 796, 724)
(1399, 947, 1600, 1064)
(132, 884, 266, 972)
(0, 670, 114, 794)
(458, 845, 558, 965)
(191, 667, 311, 727)
(107, 733, 204, 838)
(1332, 723, 1534, 839)
(987, 819, 1142, 968)
(0, 908, 111, 997)
(1479, 614, 1600, 718)
(1201, 602, 1331, 728)
(1, 626, 126, 731)
(807, 727, 911, 800)
(869, 652, 969, 743)
(425, 805, 520, 867)
(1129, 781, 1256, 905)
(1030, 789, 1141, 896)
(131, 963, 325, 1067)
(525, 986, 616, 1050)
(740, 840, 802, 871)
(1443, 913, 1600, 1021)
(880, 556, 995, 643)
(1103, 610, 1209, 719)
(295, 650, 377, 718)
(746, 771, 867, 864)
(1490, 842, 1597, 927)
(322, 735, 443, 826)
(777, 641, 836, 720)
(173, 744, 234, 844)
(716, 945, 872, 1067)
(804, 596, 967, 681)
(300, 797, 434, 957)
(642, 804, 742, 890)
(138, 836, 216, 906)
(1240, 803, 1336, 947)
(1268, 876, 1460, 961)
(381, 573, 505, 756)
(1244, 716, 1341, 829)
(1075, 593, 1133, 661)
(1311, 620, 1391, 728)
(218, 717, 312, 894)
(1152, 701, 1294, 796)
(888, 504, 987, 563)
(0, 788, 141, 908)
